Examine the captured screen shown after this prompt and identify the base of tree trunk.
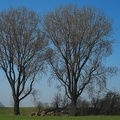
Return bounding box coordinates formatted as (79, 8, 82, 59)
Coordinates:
(14, 98, 20, 115)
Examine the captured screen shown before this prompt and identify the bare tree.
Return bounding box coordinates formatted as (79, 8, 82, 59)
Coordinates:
(44, 4, 117, 115)
(51, 93, 62, 109)
(35, 101, 43, 113)
(0, 7, 47, 115)
(0, 102, 4, 108)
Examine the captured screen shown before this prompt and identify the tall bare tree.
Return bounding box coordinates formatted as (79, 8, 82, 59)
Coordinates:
(51, 92, 62, 109)
(44, 4, 117, 115)
(0, 7, 47, 115)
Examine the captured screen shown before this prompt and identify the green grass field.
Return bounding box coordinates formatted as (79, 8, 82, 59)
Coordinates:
(0, 107, 37, 116)
(0, 107, 120, 120)
(0, 115, 120, 120)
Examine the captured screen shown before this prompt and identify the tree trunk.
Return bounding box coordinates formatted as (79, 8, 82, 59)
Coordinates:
(14, 97, 20, 115)
(70, 97, 77, 116)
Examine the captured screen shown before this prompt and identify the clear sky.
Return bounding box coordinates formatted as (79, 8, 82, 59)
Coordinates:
(0, 0, 120, 107)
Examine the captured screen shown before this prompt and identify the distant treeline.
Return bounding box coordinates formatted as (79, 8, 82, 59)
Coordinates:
(41, 90, 120, 116)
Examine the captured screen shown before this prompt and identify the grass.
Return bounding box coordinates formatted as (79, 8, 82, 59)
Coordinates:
(0, 107, 37, 116)
(0, 116, 120, 120)
(0, 107, 120, 120)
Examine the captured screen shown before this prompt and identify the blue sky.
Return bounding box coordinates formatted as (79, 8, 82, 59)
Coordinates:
(0, 0, 120, 107)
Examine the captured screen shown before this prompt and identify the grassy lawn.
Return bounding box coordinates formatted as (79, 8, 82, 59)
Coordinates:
(0, 107, 120, 120)
(0, 107, 37, 116)
(0, 116, 120, 120)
